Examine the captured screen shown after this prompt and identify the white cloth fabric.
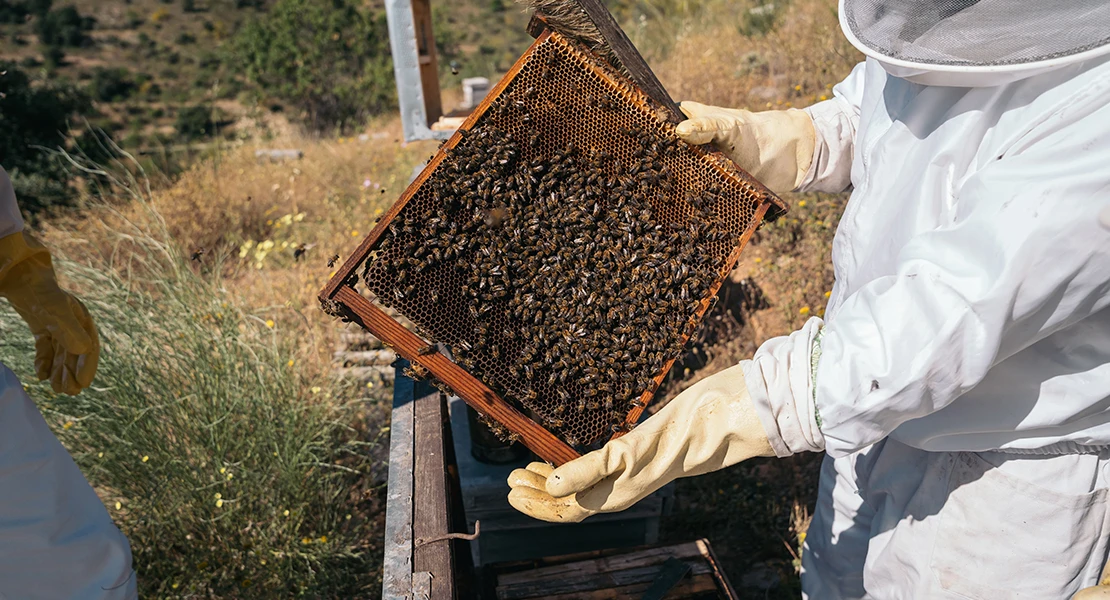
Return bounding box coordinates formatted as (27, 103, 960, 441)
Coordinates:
(0, 366, 136, 599)
(0, 167, 25, 239)
(801, 438, 1110, 599)
(747, 56, 1110, 461)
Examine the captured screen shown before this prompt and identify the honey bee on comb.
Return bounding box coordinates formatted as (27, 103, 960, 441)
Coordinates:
(355, 31, 778, 452)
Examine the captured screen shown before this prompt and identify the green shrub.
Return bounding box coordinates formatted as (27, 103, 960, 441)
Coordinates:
(175, 104, 213, 139)
(36, 4, 95, 48)
(0, 176, 383, 597)
(0, 63, 90, 215)
(231, 0, 394, 132)
(90, 67, 136, 102)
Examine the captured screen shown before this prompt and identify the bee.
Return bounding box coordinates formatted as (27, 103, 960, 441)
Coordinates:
(327, 254, 340, 268)
(191, 247, 205, 262)
(417, 344, 438, 356)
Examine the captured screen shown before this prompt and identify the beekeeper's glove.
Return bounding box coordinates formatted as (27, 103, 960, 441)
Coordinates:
(676, 101, 815, 194)
(507, 364, 774, 523)
(0, 230, 99, 395)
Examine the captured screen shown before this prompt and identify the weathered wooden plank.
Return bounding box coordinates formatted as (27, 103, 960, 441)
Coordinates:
(496, 562, 711, 599)
(573, 0, 682, 123)
(527, 577, 719, 600)
(381, 368, 416, 600)
(411, 0, 442, 125)
(497, 542, 704, 585)
(413, 385, 456, 599)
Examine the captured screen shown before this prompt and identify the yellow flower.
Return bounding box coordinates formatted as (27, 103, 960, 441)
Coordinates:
(754, 257, 763, 263)
(283, 509, 290, 517)
(301, 537, 312, 544)
(220, 467, 226, 474)
(794, 84, 801, 91)
(800, 306, 811, 315)
(63, 421, 74, 430)
(172, 583, 179, 589)
(798, 200, 807, 208)
(798, 531, 807, 545)
(365, 381, 374, 388)
(260, 559, 267, 566)
(115, 501, 122, 510)
(819, 94, 829, 101)
(817, 307, 826, 316)
(345, 514, 352, 520)
(265, 319, 275, 328)
(215, 493, 222, 499)
(227, 473, 234, 480)
(374, 208, 383, 215)
(310, 386, 322, 394)
(287, 359, 295, 367)
(318, 535, 327, 543)
(824, 290, 832, 298)
(216, 499, 224, 508)
(98, 452, 103, 458)
(350, 230, 359, 237)
(142, 455, 150, 463)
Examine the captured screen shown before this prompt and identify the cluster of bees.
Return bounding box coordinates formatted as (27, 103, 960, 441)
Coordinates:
(366, 104, 742, 449)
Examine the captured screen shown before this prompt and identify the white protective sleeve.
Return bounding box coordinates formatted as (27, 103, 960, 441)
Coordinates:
(0, 167, 25, 239)
(748, 81, 1110, 459)
(797, 62, 866, 194)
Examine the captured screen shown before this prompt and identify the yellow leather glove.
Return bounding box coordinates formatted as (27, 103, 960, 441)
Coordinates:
(507, 364, 774, 523)
(0, 231, 99, 395)
(676, 101, 816, 194)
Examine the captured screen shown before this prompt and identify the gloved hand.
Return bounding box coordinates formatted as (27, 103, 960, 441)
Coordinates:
(676, 101, 816, 194)
(507, 364, 774, 523)
(0, 231, 99, 395)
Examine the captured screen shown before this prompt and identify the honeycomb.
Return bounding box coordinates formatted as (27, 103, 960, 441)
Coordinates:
(358, 30, 780, 452)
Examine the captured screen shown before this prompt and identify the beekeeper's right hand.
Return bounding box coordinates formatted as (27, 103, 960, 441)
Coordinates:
(676, 101, 815, 194)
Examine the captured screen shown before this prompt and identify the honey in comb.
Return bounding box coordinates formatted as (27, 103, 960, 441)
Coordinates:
(358, 30, 779, 452)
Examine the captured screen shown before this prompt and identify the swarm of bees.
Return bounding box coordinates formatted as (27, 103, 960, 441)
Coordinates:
(360, 39, 758, 449)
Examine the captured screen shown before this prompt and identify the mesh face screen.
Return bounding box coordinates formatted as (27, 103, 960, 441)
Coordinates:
(360, 31, 774, 450)
(843, 0, 1110, 67)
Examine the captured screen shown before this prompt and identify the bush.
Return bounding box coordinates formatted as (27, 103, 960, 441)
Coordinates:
(0, 63, 90, 215)
(175, 104, 213, 139)
(0, 181, 382, 597)
(231, 0, 394, 131)
(90, 67, 136, 102)
(35, 5, 95, 48)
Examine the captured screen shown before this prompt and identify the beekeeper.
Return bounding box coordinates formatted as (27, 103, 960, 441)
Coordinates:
(508, 0, 1110, 597)
(0, 167, 136, 598)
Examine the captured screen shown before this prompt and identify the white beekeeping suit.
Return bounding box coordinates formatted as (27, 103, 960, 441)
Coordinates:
(507, 1, 1110, 598)
(0, 167, 136, 599)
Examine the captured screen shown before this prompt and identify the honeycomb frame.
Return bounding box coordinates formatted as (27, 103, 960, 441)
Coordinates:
(320, 28, 786, 466)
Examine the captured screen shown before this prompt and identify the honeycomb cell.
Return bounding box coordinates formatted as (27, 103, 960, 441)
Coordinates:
(357, 31, 779, 452)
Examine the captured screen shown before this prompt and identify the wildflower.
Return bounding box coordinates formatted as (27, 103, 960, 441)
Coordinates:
(98, 452, 103, 458)
(798, 200, 807, 208)
(345, 514, 351, 520)
(294, 212, 306, 222)
(363, 179, 372, 188)
(266, 320, 275, 328)
(172, 583, 179, 589)
(374, 207, 383, 215)
(260, 559, 267, 566)
(283, 509, 290, 517)
(350, 230, 359, 237)
(216, 499, 224, 508)
(794, 84, 802, 91)
(817, 307, 826, 316)
(318, 535, 327, 543)
(215, 493, 222, 499)
(142, 455, 150, 463)
(301, 537, 311, 545)
(819, 94, 829, 101)
(63, 421, 74, 430)
(754, 257, 763, 263)
(366, 381, 374, 388)
(227, 473, 234, 480)
(825, 290, 832, 298)
(287, 359, 295, 367)
(115, 501, 121, 510)
(800, 306, 811, 315)
(310, 386, 321, 394)
(798, 531, 808, 545)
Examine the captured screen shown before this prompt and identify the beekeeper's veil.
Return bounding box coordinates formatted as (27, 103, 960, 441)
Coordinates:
(839, 0, 1110, 86)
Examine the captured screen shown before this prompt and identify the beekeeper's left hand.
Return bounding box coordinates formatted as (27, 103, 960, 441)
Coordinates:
(0, 230, 99, 395)
(507, 364, 775, 523)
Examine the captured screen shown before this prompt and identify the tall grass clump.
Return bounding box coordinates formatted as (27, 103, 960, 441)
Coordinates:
(0, 151, 385, 597)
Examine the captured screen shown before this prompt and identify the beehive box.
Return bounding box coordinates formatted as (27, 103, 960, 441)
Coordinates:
(320, 28, 785, 466)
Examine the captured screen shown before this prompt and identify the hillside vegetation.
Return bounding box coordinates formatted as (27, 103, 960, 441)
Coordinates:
(1, 0, 860, 597)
